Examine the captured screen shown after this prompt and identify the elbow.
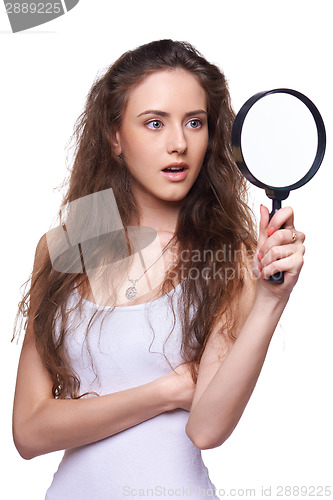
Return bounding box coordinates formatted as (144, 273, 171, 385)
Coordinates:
(185, 431, 217, 450)
(13, 435, 35, 460)
(185, 420, 212, 450)
(12, 400, 51, 460)
(13, 423, 39, 460)
(185, 422, 232, 450)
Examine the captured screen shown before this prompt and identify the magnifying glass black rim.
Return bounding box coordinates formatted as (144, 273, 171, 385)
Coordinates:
(231, 88, 326, 195)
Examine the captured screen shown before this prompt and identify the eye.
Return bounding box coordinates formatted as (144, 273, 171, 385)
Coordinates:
(146, 120, 163, 130)
(186, 119, 202, 129)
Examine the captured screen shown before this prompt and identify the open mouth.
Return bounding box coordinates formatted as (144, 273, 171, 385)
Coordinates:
(161, 166, 189, 182)
(162, 167, 186, 172)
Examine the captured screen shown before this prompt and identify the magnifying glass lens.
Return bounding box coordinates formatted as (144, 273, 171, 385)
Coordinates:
(241, 93, 318, 188)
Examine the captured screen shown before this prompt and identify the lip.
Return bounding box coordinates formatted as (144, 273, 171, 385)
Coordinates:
(161, 162, 189, 182)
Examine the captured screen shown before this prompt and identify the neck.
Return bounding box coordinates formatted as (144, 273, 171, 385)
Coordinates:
(131, 191, 182, 235)
(140, 206, 180, 235)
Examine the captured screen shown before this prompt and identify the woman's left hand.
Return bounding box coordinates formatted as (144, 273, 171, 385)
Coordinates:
(253, 204, 306, 302)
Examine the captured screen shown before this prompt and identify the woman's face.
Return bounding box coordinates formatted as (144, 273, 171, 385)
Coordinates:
(113, 69, 209, 208)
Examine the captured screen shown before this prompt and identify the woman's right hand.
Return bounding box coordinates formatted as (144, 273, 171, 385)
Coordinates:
(161, 362, 197, 412)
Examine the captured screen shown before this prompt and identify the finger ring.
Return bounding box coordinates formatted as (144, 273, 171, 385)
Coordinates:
(290, 229, 297, 243)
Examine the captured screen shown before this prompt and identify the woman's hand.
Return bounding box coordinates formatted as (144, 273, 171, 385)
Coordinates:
(161, 362, 196, 412)
(253, 205, 306, 303)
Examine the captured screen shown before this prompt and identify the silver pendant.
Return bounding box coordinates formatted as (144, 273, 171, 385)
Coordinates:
(125, 286, 138, 300)
(125, 281, 138, 300)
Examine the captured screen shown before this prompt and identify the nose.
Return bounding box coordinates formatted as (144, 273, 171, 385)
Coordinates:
(167, 125, 187, 155)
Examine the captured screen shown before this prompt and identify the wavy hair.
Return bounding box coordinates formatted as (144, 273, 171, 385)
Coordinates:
(12, 39, 257, 399)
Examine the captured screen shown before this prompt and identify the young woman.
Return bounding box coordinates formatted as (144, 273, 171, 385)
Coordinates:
(12, 39, 305, 499)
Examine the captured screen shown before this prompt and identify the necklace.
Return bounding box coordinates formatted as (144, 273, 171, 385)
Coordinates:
(125, 236, 175, 301)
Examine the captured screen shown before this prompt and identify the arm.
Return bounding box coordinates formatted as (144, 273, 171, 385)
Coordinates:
(12, 236, 183, 461)
(13, 336, 175, 460)
(185, 205, 305, 449)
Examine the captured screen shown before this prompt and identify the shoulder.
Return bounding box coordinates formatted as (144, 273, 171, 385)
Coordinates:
(34, 232, 50, 259)
(31, 233, 52, 279)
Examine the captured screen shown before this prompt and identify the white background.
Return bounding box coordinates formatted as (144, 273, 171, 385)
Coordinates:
(1, 1, 332, 498)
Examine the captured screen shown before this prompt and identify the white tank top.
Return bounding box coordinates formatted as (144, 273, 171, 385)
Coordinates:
(45, 282, 218, 499)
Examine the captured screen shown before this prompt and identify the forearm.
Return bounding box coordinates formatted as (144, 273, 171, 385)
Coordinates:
(186, 295, 288, 449)
(15, 377, 172, 460)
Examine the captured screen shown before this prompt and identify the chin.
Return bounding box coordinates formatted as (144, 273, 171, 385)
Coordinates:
(161, 191, 189, 203)
(163, 185, 192, 200)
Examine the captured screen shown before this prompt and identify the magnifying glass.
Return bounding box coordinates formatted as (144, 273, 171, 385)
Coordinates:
(231, 88, 326, 283)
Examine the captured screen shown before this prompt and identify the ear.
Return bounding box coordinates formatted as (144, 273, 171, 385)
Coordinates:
(110, 130, 122, 156)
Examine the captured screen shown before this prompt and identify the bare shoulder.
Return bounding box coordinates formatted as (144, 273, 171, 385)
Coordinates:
(24, 233, 51, 342)
(34, 233, 50, 266)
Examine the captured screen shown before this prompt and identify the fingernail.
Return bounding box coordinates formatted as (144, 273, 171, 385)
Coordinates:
(258, 263, 263, 272)
(267, 226, 275, 236)
(257, 251, 263, 261)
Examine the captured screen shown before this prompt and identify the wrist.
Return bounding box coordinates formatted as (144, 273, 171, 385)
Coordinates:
(252, 285, 289, 325)
(236, 291, 287, 348)
(152, 374, 176, 413)
(255, 280, 290, 311)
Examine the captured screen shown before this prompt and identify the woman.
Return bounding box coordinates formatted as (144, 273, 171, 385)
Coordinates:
(12, 39, 305, 499)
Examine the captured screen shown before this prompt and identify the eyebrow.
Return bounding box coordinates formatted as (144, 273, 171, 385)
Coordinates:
(137, 109, 207, 118)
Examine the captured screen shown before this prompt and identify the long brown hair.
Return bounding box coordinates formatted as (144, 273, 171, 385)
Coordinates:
(12, 39, 257, 399)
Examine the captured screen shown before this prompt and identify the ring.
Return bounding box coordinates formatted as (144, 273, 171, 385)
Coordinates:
(290, 229, 297, 243)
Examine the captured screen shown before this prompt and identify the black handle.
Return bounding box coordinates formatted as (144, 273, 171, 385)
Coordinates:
(268, 199, 284, 284)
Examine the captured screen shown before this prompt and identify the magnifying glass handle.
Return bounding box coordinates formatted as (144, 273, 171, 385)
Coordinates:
(268, 200, 284, 284)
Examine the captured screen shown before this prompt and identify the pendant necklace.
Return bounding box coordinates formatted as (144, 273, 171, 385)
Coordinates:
(125, 236, 175, 301)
